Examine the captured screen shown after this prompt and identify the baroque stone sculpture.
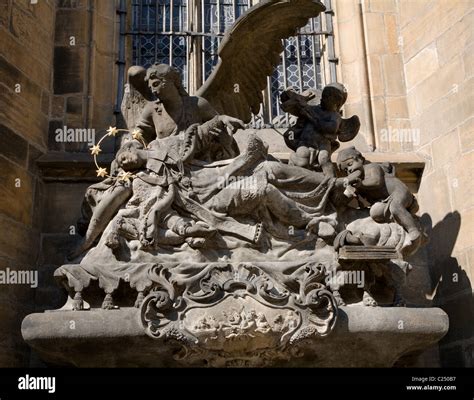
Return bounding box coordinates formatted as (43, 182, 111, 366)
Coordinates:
(22, 0, 447, 367)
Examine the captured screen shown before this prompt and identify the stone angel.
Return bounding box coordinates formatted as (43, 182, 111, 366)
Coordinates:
(71, 0, 332, 260)
(280, 83, 361, 177)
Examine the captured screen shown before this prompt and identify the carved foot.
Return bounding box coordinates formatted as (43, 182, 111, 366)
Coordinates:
(101, 294, 116, 310)
(134, 292, 145, 308)
(362, 291, 378, 307)
(72, 292, 84, 311)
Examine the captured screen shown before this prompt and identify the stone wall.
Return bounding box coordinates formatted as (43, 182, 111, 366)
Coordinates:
(399, 0, 473, 367)
(334, 0, 473, 367)
(334, 0, 411, 154)
(37, 0, 119, 319)
(0, 0, 119, 367)
(0, 0, 56, 367)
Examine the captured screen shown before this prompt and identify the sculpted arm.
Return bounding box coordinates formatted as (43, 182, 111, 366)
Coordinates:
(359, 164, 385, 189)
(135, 102, 156, 143)
(197, 96, 219, 122)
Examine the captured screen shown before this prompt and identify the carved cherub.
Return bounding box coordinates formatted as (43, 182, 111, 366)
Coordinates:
(281, 83, 360, 177)
(336, 146, 421, 243)
(255, 313, 271, 333)
(282, 311, 299, 331)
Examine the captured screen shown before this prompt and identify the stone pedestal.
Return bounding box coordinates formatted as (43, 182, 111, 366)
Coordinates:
(22, 306, 448, 367)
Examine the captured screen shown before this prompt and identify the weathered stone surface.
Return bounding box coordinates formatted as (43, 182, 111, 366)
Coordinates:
(405, 45, 439, 90)
(399, 0, 432, 28)
(431, 129, 460, 168)
(47, 120, 65, 151)
(412, 77, 473, 145)
(0, 0, 55, 370)
(463, 43, 474, 79)
(51, 96, 65, 119)
(384, 14, 399, 54)
(365, 13, 386, 55)
(40, 235, 76, 267)
(28, 144, 44, 175)
(372, 96, 387, 149)
(91, 54, 116, 105)
(53, 47, 85, 94)
(0, 0, 10, 28)
(95, 0, 115, 18)
(436, 11, 473, 66)
(459, 117, 474, 152)
(0, 89, 48, 151)
(401, 1, 471, 62)
(457, 208, 474, 251)
(0, 26, 52, 90)
(368, 55, 384, 96)
(386, 96, 409, 119)
(369, 0, 395, 13)
(413, 56, 464, 112)
(0, 156, 34, 226)
(94, 15, 116, 55)
(0, 54, 44, 117)
(42, 182, 88, 234)
(54, 9, 87, 46)
(0, 124, 28, 167)
(90, 103, 115, 145)
(40, 90, 50, 116)
(340, 60, 365, 101)
(0, 216, 39, 265)
(15, 0, 55, 30)
(21, 307, 449, 367)
(31, 176, 44, 231)
(57, 0, 87, 9)
(10, 4, 54, 67)
(337, 20, 362, 64)
(65, 96, 84, 128)
(382, 54, 405, 96)
(418, 169, 452, 223)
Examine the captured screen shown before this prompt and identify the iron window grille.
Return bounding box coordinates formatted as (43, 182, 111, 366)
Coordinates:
(118, 0, 338, 128)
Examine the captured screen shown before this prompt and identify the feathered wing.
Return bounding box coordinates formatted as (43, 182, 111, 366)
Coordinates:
(338, 115, 361, 142)
(196, 0, 326, 123)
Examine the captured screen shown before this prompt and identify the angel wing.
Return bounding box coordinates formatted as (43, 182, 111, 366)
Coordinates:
(338, 115, 361, 142)
(196, 0, 326, 123)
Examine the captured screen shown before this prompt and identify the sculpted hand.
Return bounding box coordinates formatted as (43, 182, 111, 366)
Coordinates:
(348, 177, 361, 187)
(345, 170, 362, 186)
(218, 115, 245, 135)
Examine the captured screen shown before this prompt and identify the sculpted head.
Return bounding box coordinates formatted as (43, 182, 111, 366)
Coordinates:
(321, 83, 348, 112)
(336, 146, 365, 174)
(115, 140, 146, 171)
(145, 64, 188, 99)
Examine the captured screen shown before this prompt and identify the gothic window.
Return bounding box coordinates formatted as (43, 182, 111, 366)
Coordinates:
(122, 0, 337, 127)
